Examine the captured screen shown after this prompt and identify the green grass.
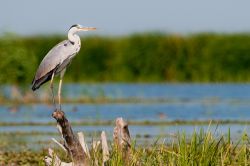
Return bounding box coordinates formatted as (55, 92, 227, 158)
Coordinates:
(104, 128, 250, 165)
(1, 128, 250, 165)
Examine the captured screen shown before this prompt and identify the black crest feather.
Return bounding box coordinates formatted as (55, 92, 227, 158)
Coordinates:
(70, 24, 80, 29)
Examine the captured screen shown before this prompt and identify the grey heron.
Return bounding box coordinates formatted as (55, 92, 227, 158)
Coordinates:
(32, 24, 96, 110)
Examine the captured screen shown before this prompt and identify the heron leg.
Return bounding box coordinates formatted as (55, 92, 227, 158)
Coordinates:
(58, 78, 63, 110)
(58, 69, 66, 110)
(50, 72, 56, 109)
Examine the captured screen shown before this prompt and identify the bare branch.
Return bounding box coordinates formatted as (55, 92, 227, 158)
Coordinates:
(51, 138, 68, 153)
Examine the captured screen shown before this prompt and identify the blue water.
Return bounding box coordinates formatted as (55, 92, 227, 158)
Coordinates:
(1, 83, 250, 123)
(1, 83, 250, 149)
(63, 83, 250, 100)
(1, 102, 250, 123)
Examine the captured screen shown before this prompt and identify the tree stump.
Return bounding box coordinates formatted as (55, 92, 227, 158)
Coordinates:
(45, 110, 132, 165)
(113, 117, 131, 160)
(45, 109, 89, 166)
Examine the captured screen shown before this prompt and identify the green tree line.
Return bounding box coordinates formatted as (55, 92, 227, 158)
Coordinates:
(1, 33, 250, 84)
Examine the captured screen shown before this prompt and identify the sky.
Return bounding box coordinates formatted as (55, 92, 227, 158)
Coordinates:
(0, 0, 250, 36)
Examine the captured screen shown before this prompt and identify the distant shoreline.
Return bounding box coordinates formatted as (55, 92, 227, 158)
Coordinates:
(1, 33, 250, 84)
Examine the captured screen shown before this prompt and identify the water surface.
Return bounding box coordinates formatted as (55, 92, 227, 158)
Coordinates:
(1, 83, 250, 150)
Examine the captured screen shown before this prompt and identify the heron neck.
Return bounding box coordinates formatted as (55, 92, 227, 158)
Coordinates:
(68, 32, 80, 45)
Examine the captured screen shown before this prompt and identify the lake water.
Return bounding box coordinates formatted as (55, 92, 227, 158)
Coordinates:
(1, 83, 250, 150)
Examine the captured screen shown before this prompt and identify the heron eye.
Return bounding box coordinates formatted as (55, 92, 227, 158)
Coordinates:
(64, 43, 67, 46)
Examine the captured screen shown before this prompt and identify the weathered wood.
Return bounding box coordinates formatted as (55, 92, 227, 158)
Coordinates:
(92, 140, 101, 153)
(113, 117, 131, 160)
(52, 110, 88, 166)
(113, 117, 131, 150)
(45, 148, 72, 166)
(77, 132, 90, 158)
(92, 140, 101, 166)
(101, 131, 110, 165)
(46, 113, 133, 165)
(51, 138, 68, 153)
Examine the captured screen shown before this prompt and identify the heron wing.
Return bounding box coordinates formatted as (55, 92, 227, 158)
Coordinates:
(32, 40, 78, 90)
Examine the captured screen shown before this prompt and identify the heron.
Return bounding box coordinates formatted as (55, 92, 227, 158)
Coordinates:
(31, 24, 96, 110)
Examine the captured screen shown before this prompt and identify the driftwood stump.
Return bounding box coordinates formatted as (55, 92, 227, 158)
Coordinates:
(45, 110, 89, 166)
(113, 117, 131, 160)
(45, 110, 131, 166)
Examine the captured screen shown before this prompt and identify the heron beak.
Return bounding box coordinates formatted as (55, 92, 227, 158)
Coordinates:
(79, 27, 96, 31)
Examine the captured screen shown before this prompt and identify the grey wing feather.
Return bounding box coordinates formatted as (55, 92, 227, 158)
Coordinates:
(32, 40, 79, 90)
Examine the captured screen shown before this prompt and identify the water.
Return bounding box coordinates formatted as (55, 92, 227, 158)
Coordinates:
(1, 83, 250, 150)
(2, 83, 250, 122)
(1, 102, 250, 123)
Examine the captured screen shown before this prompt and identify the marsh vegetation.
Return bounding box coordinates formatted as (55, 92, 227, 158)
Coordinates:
(1, 33, 250, 84)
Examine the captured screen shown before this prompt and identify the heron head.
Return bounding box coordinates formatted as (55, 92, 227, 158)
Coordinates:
(69, 24, 96, 33)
